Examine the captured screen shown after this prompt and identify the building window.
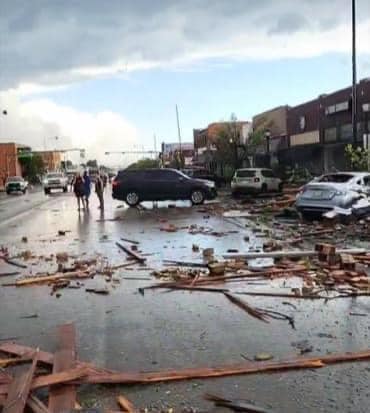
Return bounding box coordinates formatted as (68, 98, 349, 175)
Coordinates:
(299, 116, 306, 131)
(325, 105, 336, 115)
(324, 127, 337, 142)
(325, 101, 349, 115)
(340, 123, 352, 140)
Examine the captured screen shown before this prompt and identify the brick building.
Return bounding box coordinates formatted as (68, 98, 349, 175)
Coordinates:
(33, 150, 62, 172)
(193, 121, 251, 175)
(0, 142, 31, 187)
(253, 78, 370, 174)
(161, 142, 194, 166)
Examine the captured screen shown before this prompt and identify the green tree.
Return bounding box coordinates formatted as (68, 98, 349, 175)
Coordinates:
(19, 154, 45, 183)
(345, 144, 370, 171)
(86, 159, 98, 168)
(214, 113, 247, 173)
(126, 158, 159, 170)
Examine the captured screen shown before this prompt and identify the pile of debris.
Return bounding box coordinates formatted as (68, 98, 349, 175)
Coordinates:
(0, 239, 148, 296)
(1, 323, 370, 412)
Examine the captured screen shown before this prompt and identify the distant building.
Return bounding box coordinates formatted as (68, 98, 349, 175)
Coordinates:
(193, 121, 251, 175)
(33, 150, 62, 172)
(0, 142, 31, 187)
(161, 142, 194, 166)
(252, 78, 370, 174)
(252, 106, 290, 153)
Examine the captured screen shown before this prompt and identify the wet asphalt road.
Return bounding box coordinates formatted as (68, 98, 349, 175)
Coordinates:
(0, 188, 369, 412)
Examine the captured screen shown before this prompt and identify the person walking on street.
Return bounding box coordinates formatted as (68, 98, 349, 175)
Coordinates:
(73, 172, 86, 211)
(95, 173, 104, 210)
(83, 170, 91, 208)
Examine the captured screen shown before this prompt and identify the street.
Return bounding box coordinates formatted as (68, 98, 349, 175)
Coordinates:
(1, 188, 369, 412)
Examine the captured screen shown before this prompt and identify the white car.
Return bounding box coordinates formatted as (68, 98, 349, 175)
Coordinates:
(5, 176, 28, 194)
(43, 172, 68, 194)
(231, 168, 282, 196)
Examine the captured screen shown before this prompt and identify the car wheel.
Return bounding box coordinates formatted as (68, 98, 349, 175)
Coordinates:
(232, 190, 239, 198)
(125, 191, 140, 207)
(63, 186, 67, 193)
(22, 188, 26, 194)
(44, 188, 50, 195)
(261, 183, 268, 192)
(190, 189, 205, 205)
(6, 190, 11, 195)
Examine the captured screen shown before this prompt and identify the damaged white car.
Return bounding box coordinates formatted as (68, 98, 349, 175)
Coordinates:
(295, 172, 370, 219)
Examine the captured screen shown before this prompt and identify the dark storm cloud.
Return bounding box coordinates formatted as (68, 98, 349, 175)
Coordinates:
(268, 13, 309, 35)
(0, 0, 369, 90)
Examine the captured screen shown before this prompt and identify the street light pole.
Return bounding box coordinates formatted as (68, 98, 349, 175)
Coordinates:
(352, 0, 357, 144)
(176, 104, 182, 154)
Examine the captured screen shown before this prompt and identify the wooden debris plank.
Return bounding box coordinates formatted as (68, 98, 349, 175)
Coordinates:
(120, 237, 140, 245)
(116, 242, 146, 263)
(0, 342, 115, 376)
(0, 371, 11, 384)
(3, 351, 38, 413)
(223, 248, 366, 260)
(223, 293, 269, 323)
(16, 271, 91, 286)
(117, 395, 136, 412)
(31, 367, 87, 390)
(84, 349, 370, 385)
(27, 395, 51, 413)
(49, 323, 76, 413)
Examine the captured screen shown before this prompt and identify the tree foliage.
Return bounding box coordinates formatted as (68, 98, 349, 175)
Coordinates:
(126, 158, 159, 170)
(86, 159, 98, 168)
(19, 154, 45, 183)
(214, 113, 246, 170)
(345, 144, 370, 171)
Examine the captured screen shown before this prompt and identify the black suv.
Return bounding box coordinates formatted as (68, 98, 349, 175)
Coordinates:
(112, 168, 217, 206)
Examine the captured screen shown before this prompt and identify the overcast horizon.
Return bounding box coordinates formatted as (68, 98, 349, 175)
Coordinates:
(1, 0, 369, 166)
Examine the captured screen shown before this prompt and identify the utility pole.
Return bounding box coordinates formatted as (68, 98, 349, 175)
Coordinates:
(176, 104, 182, 153)
(352, 0, 357, 144)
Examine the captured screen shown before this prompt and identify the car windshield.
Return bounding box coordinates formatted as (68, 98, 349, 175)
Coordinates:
(236, 170, 256, 178)
(7, 176, 22, 182)
(174, 170, 191, 179)
(47, 173, 63, 178)
(318, 174, 354, 183)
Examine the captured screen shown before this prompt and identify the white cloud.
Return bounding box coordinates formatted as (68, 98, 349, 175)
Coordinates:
(1, 0, 369, 91)
(0, 91, 138, 166)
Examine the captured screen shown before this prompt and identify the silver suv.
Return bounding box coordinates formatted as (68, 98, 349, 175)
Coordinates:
(231, 168, 282, 196)
(43, 172, 68, 194)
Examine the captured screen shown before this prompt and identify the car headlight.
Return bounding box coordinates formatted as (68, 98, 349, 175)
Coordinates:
(43, 180, 48, 185)
(204, 180, 215, 188)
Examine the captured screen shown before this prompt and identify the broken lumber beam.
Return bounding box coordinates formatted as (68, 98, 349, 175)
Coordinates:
(49, 323, 77, 413)
(3, 351, 38, 413)
(0, 256, 27, 269)
(223, 248, 366, 260)
(116, 242, 146, 263)
(223, 293, 269, 323)
(27, 395, 51, 413)
(0, 342, 116, 376)
(32, 367, 87, 390)
(117, 395, 136, 413)
(120, 237, 140, 245)
(15, 271, 92, 286)
(205, 393, 273, 413)
(83, 349, 370, 385)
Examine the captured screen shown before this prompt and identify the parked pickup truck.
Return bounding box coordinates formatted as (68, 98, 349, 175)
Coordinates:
(5, 176, 28, 194)
(43, 172, 68, 194)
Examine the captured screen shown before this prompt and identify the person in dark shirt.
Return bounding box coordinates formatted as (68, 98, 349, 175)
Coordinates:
(95, 173, 104, 210)
(73, 172, 85, 211)
(83, 170, 91, 208)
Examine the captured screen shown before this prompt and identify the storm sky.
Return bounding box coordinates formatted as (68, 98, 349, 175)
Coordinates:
(0, 0, 369, 164)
